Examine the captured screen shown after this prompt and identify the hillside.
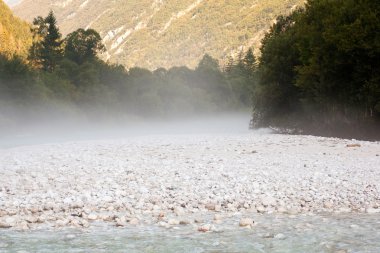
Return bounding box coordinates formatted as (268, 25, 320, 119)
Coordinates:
(13, 0, 304, 69)
(0, 0, 31, 57)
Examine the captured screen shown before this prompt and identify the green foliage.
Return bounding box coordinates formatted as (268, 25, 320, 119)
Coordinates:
(252, 0, 380, 137)
(65, 29, 105, 64)
(29, 11, 63, 71)
(225, 49, 258, 107)
(254, 11, 302, 121)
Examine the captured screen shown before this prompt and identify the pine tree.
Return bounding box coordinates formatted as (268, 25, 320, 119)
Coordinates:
(29, 11, 63, 72)
(243, 48, 257, 73)
(42, 11, 63, 71)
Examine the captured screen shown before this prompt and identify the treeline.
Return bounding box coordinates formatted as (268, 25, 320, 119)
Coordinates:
(252, 0, 380, 139)
(0, 11, 254, 128)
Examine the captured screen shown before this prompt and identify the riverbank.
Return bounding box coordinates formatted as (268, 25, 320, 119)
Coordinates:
(0, 133, 379, 231)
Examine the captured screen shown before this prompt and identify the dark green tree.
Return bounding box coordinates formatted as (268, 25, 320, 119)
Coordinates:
(242, 48, 257, 73)
(253, 11, 303, 125)
(252, 0, 380, 138)
(64, 28, 105, 64)
(29, 11, 63, 72)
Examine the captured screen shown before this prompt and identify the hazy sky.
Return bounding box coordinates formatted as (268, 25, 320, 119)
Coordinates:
(4, 0, 21, 6)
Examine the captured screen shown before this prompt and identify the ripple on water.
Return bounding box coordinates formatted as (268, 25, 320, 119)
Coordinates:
(1, 214, 380, 253)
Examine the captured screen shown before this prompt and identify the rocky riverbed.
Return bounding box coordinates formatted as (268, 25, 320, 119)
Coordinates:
(0, 133, 379, 232)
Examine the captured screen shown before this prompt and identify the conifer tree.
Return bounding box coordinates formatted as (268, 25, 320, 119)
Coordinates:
(29, 11, 63, 72)
(243, 48, 257, 73)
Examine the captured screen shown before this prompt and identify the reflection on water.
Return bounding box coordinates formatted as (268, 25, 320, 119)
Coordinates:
(1, 214, 380, 253)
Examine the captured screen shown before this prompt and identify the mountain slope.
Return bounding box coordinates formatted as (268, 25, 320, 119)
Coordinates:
(13, 0, 304, 69)
(0, 0, 31, 57)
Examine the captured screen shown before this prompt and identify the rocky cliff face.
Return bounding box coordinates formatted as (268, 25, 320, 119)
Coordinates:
(13, 0, 303, 69)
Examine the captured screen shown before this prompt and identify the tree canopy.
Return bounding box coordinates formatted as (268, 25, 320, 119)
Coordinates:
(252, 0, 380, 139)
(65, 28, 105, 64)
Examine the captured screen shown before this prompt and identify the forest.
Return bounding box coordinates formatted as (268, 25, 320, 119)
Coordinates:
(253, 0, 380, 139)
(0, 10, 255, 131)
(1, 0, 379, 139)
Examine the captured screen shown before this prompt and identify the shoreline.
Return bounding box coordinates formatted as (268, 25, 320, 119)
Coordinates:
(2, 213, 380, 252)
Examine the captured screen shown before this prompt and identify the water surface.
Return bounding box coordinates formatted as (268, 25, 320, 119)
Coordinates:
(1, 214, 380, 252)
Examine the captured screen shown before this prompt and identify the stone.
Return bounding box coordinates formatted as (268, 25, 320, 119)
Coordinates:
(116, 221, 127, 227)
(205, 203, 216, 211)
(0, 210, 7, 217)
(87, 213, 98, 221)
(56, 219, 69, 227)
(25, 216, 38, 224)
(179, 219, 190, 225)
(174, 207, 185, 216)
(158, 221, 166, 226)
(324, 201, 334, 209)
(168, 219, 180, 225)
(5, 216, 16, 225)
(277, 206, 287, 213)
(256, 205, 266, 213)
(30, 207, 39, 214)
(303, 196, 313, 202)
(70, 219, 81, 227)
(346, 144, 361, 148)
(0, 222, 12, 228)
(17, 221, 29, 230)
(81, 219, 90, 228)
(129, 218, 139, 225)
(2, 217, 17, 227)
(239, 218, 254, 227)
(118, 216, 127, 223)
(261, 196, 276, 207)
(198, 224, 212, 232)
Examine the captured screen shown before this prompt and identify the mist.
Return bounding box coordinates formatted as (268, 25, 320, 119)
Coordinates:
(1, 47, 259, 148)
(0, 109, 256, 148)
